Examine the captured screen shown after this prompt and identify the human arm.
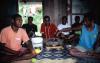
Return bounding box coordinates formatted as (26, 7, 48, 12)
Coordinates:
(21, 29, 33, 51)
(40, 23, 46, 38)
(35, 25, 38, 32)
(71, 23, 83, 31)
(41, 32, 46, 38)
(22, 40, 33, 52)
(22, 24, 26, 30)
(60, 23, 82, 32)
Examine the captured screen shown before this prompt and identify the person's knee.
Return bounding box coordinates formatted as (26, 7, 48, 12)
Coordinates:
(69, 48, 76, 55)
(95, 47, 100, 53)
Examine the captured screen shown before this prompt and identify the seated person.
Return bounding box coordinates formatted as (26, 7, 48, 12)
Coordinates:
(63, 13, 99, 58)
(40, 16, 58, 48)
(22, 16, 37, 37)
(40, 15, 58, 39)
(57, 16, 71, 39)
(0, 14, 36, 62)
(71, 16, 82, 35)
(71, 16, 83, 45)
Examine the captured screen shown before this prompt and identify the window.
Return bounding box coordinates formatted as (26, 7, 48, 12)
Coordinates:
(18, 1, 43, 36)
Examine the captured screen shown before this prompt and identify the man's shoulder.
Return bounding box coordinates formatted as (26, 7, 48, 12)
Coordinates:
(18, 28, 27, 34)
(58, 24, 62, 26)
(72, 23, 76, 27)
(41, 23, 44, 25)
(22, 24, 28, 27)
(50, 23, 56, 26)
(41, 23, 45, 27)
(32, 24, 37, 27)
(19, 28, 26, 32)
(57, 24, 63, 28)
(1, 26, 11, 31)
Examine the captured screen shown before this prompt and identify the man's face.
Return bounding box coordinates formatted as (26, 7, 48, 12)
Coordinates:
(28, 18, 33, 24)
(44, 17, 50, 25)
(62, 18, 67, 25)
(14, 17, 22, 28)
(75, 17, 80, 23)
(84, 17, 92, 28)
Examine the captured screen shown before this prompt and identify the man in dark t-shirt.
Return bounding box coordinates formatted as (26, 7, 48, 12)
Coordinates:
(22, 16, 37, 37)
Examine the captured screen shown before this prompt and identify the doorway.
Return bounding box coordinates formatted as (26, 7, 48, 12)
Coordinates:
(18, 1, 43, 36)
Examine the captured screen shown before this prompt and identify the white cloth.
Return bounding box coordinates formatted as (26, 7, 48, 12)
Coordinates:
(57, 23, 71, 35)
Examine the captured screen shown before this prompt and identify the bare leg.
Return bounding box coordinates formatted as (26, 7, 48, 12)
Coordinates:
(69, 48, 88, 57)
(69, 48, 100, 60)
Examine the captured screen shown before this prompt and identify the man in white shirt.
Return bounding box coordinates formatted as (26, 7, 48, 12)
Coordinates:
(57, 16, 71, 38)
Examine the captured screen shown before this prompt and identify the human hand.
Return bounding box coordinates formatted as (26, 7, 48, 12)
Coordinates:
(32, 50, 37, 56)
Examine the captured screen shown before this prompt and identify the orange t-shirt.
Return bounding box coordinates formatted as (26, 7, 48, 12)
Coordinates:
(0, 26, 29, 51)
(40, 23, 57, 39)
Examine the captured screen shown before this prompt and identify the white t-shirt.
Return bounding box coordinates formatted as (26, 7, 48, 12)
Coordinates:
(57, 23, 71, 35)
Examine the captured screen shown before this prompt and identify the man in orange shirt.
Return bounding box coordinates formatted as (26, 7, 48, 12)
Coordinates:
(0, 14, 34, 58)
(40, 16, 57, 39)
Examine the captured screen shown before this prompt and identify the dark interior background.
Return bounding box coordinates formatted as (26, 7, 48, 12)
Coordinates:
(0, 0, 100, 31)
(0, 0, 18, 31)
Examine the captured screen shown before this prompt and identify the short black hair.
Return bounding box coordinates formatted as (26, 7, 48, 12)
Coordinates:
(84, 13, 95, 22)
(62, 16, 67, 20)
(75, 16, 80, 20)
(12, 14, 22, 21)
(28, 16, 33, 20)
(43, 15, 50, 21)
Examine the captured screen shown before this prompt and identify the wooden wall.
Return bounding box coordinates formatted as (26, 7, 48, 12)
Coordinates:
(43, 0, 67, 25)
(0, 0, 18, 31)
